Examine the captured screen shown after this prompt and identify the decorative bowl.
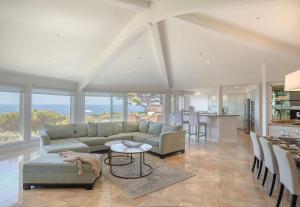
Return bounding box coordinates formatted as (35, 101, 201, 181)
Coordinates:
(122, 141, 143, 148)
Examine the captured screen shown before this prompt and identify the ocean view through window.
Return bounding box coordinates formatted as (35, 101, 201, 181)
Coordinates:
(31, 93, 71, 137)
(0, 91, 22, 144)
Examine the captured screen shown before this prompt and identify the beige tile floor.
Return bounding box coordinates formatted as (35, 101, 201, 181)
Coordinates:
(0, 131, 295, 207)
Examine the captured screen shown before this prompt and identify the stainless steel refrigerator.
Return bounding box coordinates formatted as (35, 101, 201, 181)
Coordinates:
(244, 99, 250, 134)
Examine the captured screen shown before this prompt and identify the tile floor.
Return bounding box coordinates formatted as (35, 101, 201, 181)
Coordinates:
(0, 132, 295, 207)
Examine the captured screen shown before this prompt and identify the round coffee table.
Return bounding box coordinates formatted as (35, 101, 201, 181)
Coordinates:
(110, 142, 153, 179)
(104, 140, 134, 166)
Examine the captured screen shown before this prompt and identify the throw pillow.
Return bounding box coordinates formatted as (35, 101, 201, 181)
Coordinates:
(45, 124, 75, 140)
(123, 121, 139, 133)
(97, 122, 112, 137)
(148, 122, 163, 136)
(111, 122, 123, 135)
(88, 122, 98, 137)
(74, 123, 88, 137)
(139, 120, 149, 133)
(161, 124, 182, 133)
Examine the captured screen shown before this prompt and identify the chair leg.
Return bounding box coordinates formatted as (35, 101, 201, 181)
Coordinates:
(256, 158, 259, 169)
(269, 174, 276, 196)
(188, 125, 191, 140)
(276, 183, 284, 207)
(291, 195, 297, 207)
(262, 167, 268, 186)
(257, 160, 263, 179)
(251, 156, 257, 172)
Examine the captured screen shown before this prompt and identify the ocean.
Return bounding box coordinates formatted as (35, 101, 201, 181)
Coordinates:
(0, 104, 145, 116)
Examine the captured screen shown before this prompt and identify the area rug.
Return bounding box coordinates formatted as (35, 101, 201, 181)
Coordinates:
(102, 154, 195, 199)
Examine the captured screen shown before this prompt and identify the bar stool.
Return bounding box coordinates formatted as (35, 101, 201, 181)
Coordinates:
(174, 112, 189, 133)
(273, 145, 300, 207)
(259, 137, 278, 196)
(250, 131, 264, 179)
(188, 112, 207, 142)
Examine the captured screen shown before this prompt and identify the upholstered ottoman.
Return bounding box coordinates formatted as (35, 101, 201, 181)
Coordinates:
(22, 153, 102, 190)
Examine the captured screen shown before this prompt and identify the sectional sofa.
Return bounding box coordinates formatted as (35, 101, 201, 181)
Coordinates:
(40, 121, 185, 158)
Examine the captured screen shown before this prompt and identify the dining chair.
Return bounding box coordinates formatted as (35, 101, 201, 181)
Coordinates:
(174, 112, 189, 133)
(167, 113, 175, 125)
(250, 131, 264, 179)
(188, 112, 207, 142)
(273, 145, 300, 207)
(259, 137, 278, 196)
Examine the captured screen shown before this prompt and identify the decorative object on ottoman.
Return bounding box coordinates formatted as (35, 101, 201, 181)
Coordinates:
(22, 153, 102, 190)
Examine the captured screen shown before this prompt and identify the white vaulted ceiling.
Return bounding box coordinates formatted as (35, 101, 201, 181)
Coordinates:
(0, 0, 300, 91)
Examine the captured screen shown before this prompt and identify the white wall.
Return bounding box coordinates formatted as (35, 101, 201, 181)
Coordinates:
(184, 95, 209, 111)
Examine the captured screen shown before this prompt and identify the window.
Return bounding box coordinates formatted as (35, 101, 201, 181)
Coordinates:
(31, 92, 72, 137)
(171, 95, 184, 113)
(112, 96, 124, 122)
(0, 90, 22, 144)
(127, 93, 163, 122)
(85, 94, 125, 122)
(85, 96, 111, 122)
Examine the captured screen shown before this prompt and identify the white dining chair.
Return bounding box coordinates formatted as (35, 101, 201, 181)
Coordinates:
(259, 137, 278, 196)
(250, 131, 264, 179)
(167, 113, 175, 125)
(174, 112, 189, 133)
(188, 112, 207, 142)
(273, 145, 300, 207)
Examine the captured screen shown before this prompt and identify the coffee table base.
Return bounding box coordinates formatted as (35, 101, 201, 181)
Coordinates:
(104, 154, 134, 166)
(110, 152, 153, 179)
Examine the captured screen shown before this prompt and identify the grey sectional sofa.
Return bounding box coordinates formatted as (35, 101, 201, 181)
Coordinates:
(40, 121, 185, 158)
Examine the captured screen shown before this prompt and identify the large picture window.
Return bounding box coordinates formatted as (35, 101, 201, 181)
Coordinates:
(127, 93, 163, 122)
(0, 90, 22, 144)
(31, 91, 72, 137)
(85, 94, 125, 122)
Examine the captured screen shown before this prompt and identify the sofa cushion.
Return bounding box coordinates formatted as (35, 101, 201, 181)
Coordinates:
(97, 122, 112, 137)
(88, 122, 98, 137)
(143, 137, 160, 147)
(161, 124, 182, 133)
(78, 137, 108, 146)
(139, 121, 149, 133)
(43, 138, 90, 153)
(123, 121, 139, 133)
(74, 123, 88, 137)
(108, 133, 133, 140)
(45, 124, 75, 140)
(111, 122, 123, 135)
(148, 122, 163, 136)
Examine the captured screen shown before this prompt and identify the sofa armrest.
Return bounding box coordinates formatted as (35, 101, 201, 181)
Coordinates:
(159, 131, 185, 155)
(40, 130, 50, 146)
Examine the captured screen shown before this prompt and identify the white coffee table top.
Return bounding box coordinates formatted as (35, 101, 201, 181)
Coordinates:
(110, 143, 152, 154)
(104, 140, 124, 148)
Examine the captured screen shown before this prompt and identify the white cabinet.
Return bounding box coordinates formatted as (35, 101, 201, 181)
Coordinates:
(223, 94, 245, 129)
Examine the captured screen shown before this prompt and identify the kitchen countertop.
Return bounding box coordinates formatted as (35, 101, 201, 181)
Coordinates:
(269, 122, 300, 127)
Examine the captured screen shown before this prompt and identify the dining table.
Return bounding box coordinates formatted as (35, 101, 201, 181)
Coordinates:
(263, 136, 300, 164)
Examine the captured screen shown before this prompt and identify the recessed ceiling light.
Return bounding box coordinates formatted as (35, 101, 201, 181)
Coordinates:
(234, 86, 239, 89)
(206, 60, 210, 64)
(138, 56, 142, 60)
(126, 69, 131, 73)
(56, 34, 60, 38)
(199, 53, 203, 56)
(256, 16, 261, 20)
(53, 59, 58, 63)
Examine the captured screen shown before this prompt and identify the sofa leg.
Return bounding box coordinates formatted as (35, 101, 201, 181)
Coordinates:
(23, 184, 31, 190)
(85, 183, 93, 190)
(160, 155, 166, 159)
(181, 150, 185, 154)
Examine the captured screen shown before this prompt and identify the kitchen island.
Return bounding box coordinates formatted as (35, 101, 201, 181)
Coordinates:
(199, 114, 239, 142)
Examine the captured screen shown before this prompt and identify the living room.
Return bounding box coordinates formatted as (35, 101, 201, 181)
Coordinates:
(1, 0, 300, 206)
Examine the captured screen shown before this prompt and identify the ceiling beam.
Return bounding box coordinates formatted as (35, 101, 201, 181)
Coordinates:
(177, 13, 300, 61)
(100, 0, 150, 11)
(78, 0, 276, 90)
(149, 23, 172, 89)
